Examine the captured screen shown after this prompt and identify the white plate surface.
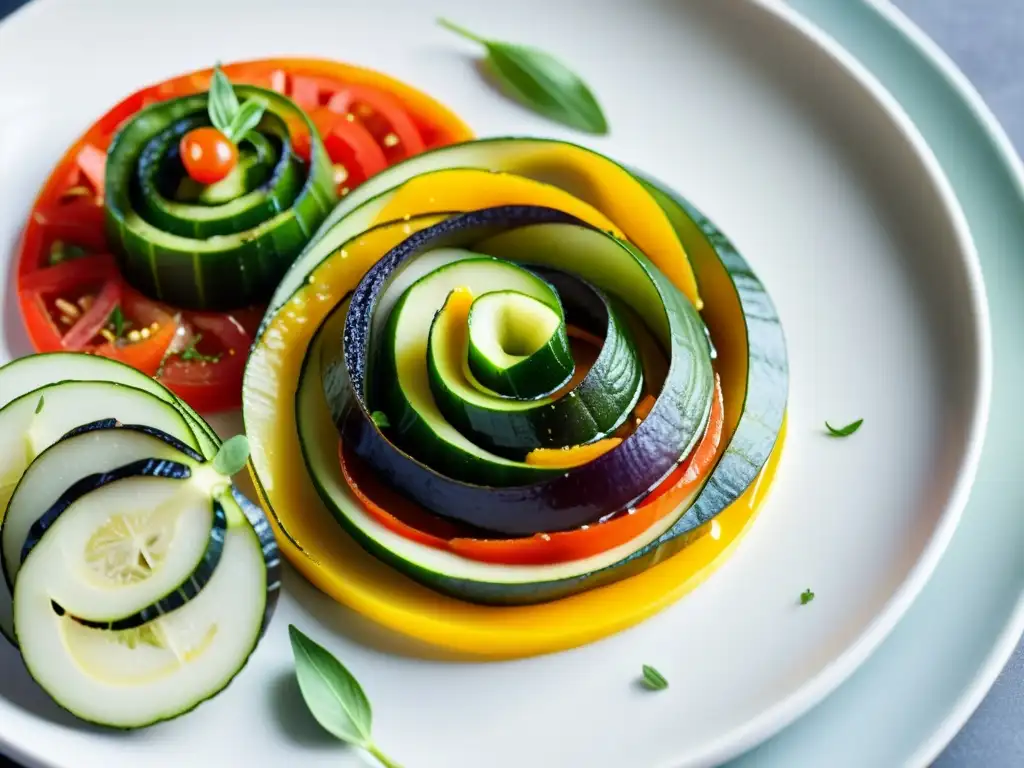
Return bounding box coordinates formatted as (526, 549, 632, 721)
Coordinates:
(0, 0, 990, 766)
(729, 0, 1024, 764)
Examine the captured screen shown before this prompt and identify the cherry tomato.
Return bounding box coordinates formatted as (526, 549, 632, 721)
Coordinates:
(179, 127, 237, 185)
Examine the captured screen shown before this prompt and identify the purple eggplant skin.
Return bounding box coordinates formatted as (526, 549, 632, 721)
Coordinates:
(336, 204, 714, 536)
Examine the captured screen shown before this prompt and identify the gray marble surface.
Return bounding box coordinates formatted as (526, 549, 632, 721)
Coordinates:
(0, 0, 1020, 765)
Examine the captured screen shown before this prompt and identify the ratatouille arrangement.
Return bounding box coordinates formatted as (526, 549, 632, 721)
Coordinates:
(0, 21, 789, 763)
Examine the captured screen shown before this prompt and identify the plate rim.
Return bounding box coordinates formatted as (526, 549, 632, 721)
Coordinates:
(669, 1, 993, 764)
(766, 0, 1024, 763)
(872, 3, 1024, 761)
(0, 0, 995, 766)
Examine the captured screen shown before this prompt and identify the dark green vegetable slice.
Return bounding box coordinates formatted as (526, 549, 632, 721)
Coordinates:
(105, 85, 337, 310)
(295, 183, 786, 605)
(465, 289, 574, 398)
(427, 268, 643, 458)
(337, 205, 714, 536)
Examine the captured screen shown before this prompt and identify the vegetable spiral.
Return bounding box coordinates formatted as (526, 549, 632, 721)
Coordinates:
(244, 137, 787, 622)
(105, 86, 337, 310)
(331, 206, 714, 535)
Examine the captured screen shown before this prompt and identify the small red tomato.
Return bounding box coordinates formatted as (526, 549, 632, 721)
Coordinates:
(179, 127, 237, 185)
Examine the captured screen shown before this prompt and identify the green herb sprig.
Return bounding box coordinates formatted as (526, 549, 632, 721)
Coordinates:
(213, 435, 250, 477)
(108, 305, 128, 339)
(800, 589, 815, 605)
(438, 19, 608, 135)
(825, 418, 863, 437)
(641, 664, 668, 691)
(178, 333, 222, 364)
(289, 625, 402, 768)
(208, 65, 268, 143)
(47, 240, 89, 266)
(371, 411, 391, 429)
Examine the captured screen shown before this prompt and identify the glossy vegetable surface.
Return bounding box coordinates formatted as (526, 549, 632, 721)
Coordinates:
(244, 135, 787, 645)
(105, 83, 337, 310)
(16, 58, 472, 412)
(336, 208, 713, 534)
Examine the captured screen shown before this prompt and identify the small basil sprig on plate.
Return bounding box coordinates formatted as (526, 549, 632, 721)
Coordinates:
(825, 418, 863, 437)
(438, 18, 608, 135)
(208, 65, 268, 143)
(641, 664, 669, 691)
(289, 625, 402, 768)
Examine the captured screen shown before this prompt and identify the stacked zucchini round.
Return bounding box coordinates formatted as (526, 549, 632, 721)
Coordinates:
(105, 85, 337, 310)
(244, 137, 788, 609)
(0, 353, 279, 728)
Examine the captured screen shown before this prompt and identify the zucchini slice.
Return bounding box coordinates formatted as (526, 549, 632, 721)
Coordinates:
(271, 137, 701, 312)
(14, 488, 275, 728)
(105, 85, 337, 310)
(427, 271, 643, 457)
(0, 380, 201, 518)
(293, 190, 787, 604)
(339, 206, 713, 535)
(243, 137, 787, 628)
(0, 384, 204, 643)
(301, 302, 708, 597)
(464, 289, 574, 398)
(4, 422, 225, 633)
(372, 255, 568, 481)
(0, 352, 220, 459)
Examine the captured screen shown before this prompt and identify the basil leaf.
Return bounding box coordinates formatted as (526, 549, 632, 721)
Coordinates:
(438, 19, 608, 135)
(208, 65, 240, 134)
(800, 588, 815, 605)
(641, 664, 668, 691)
(108, 305, 126, 339)
(289, 625, 373, 746)
(371, 411, 390, 429)
(226, 97, 268, 144)
(213, 434, 250, 476)
(825, 418, 863, 437)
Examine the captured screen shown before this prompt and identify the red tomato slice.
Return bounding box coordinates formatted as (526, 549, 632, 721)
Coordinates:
(18, 254, 177, 375)
(16, 58, 472, 413)
(155, 310, 252, 414)
(291, 107, 388, 194)
(326, 84, 426, 164)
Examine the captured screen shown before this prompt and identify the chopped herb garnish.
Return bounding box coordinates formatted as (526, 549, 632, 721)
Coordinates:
(371, 411, 390, 429)
(178, 333, 222, 363)
(641, 664, 668, 691)
(800, 589, 815, 605)
(47, 240, 90, 266)
(34, 396, 44, 415)
(108, 306, 128, 339)
(825, 419, 863, 437)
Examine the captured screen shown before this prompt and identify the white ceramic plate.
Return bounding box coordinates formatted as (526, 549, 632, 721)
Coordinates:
(729, 1, 1024, 764)
(0, 0, 990, 766)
